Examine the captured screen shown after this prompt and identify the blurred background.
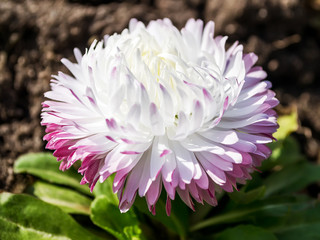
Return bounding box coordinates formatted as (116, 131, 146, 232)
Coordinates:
(0, 0, 319, 193)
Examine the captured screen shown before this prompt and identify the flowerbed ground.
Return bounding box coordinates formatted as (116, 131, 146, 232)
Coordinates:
(0, 0, 320, 194)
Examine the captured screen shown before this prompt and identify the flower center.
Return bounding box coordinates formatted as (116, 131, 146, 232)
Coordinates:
(108, 29, 228, 134)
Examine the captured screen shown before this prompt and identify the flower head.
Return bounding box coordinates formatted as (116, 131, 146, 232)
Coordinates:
(42, 18, 278, 215)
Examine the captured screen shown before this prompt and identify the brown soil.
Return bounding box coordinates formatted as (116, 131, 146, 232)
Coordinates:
(1, 0, 320, 192)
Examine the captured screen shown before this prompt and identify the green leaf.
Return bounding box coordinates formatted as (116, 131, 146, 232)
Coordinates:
(33, 181, 92, 215)
(14, 152, 91, 196)
(0, 192, 105, 240)
(276, 223, 320, 240)
(215, 225, 277, 240)
(273, 109, 298, 140)
(133, 195, 188, 238)
(262, 136, 304, 171)
(228, 186, 266, 204)
(190, 196, 313, 231)
(90, 195, 143, 240)
(263, 162, 320, 197)
(92, 175, 118, 206)
(272, 202, 320, 239)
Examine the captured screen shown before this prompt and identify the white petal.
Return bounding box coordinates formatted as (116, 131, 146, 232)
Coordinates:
(150, 103, 165, 135)
(192, 100, 204, 131)
(138, 149, 153, 196)
(197, 152, 233, 171)
(180, 134, 225, 154)
(73, 48, 83, 64)
(172, 142, 195, 184)
(150, 136, 171, 180)
(199, 130, 238, 145)
(161, 152, 177, 182)
(197, 153, 226, 185)
(218, 113, 268, 129)
(201, 21, 215, 52)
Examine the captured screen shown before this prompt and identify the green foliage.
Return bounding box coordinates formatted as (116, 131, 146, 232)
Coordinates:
(276, 223, 320, 240)
(191, 195, 314, 231)
(91, 176, 144, 239)
(0, 192, 104, 240)
(14, 152, 91, 196)
(273, 109, 298, 140)
(215, 225, 277, 240)
(33, 181, 92, 215)
(90, 195, 142, 240)
(228, 186, 266, 204)
(261, 108, 301, 171)
(273, 202, 320, 240)
(92, 176, 119, 206)
(263, 162, 320, 197)
(191, 196, 320, 239)
(133, 194, 189, 237)
(261, 135, 304, 171)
